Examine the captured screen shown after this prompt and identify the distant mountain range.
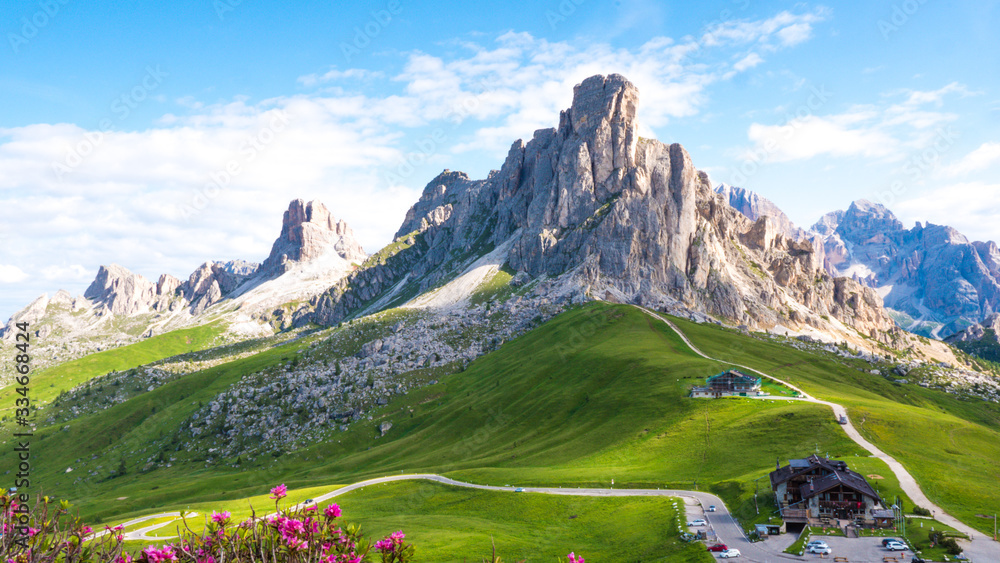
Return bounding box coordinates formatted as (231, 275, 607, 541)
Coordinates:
(8, 73, 988, 374)
(715, 184, 1000, 342)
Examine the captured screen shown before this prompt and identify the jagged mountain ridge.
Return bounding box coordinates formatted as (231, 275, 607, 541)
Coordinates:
(715, 183, 1000, 341)
(713, 183, 809, 242)
(312, 74, 895, 344)
(811, 200, 1000, 339)
(0, 199, 367, 371)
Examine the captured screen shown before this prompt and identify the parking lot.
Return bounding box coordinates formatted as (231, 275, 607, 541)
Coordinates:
(797, 535, 918, 563)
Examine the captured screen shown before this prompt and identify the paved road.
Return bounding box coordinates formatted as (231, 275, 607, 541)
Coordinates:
(108, 473, 801, 561)
(636, 305, 1000, 561)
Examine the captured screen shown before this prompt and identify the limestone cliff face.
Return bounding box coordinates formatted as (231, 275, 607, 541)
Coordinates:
(259, 199, 366, 277)
(315, 74, 897, 341)
(84, 264, 159, 317)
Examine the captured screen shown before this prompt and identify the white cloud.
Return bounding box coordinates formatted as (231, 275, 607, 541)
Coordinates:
(0, 13, 830, 318)
(746, 115, 898, 162)
(733, 53, 764, 72)
(297, 68, 384, 87)
(700, 8, 829, 51)
(894, 182, 1000, 243)
(741, 82, 969, 164)
(0, 265, 28, 284)
(943, 142, 1000, 176)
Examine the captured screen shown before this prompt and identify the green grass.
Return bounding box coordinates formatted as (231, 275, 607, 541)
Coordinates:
(131, 480, 712, 563)
(17, 304, 865, 528)
(7, 301, 1000, 553)
(662, 314, 1000, 535)
(0, 321, 226, 406)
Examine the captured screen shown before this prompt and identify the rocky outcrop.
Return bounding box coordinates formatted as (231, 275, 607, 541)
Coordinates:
(84, 264, 158, 316)
(813, 200, 1000, 338)
(715, 184, 808, 241)
(259, 199, 366, 277)
(315, 74, 897, 342)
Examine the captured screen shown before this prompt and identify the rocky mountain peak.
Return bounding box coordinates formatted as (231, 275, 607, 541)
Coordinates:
(715, 183, 805, 240)
(560, 73, 639, 180)
(837, 199, 903, 243)
(259, 199, 367, 277)
(84, 264, 157, 316)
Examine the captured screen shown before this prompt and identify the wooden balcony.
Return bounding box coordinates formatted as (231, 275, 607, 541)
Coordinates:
(782, 508, 808, 520)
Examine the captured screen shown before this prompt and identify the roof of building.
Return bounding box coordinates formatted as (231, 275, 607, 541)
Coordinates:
(798, 468, 882, 504)
(706, 370, 761, 385)
(769, 454, 849, 488)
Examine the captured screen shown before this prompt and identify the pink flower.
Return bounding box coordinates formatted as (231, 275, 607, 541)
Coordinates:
(211, 510, 231, 524)
(143, 545, 178, 563)
(117, 554, 132, 563)
(324, 503, 342, 519)
(27, 527, 38, 537)
(568, 553, 585, 563)
(269, 484, 287, 499)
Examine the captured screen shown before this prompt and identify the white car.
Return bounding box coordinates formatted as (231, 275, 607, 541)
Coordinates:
(687, 519, 708, 526)
(806, 540, 829, 549)
(719, 548, 741, 558)
(807, 545, 832, 554)
(885, 541, 908, 551)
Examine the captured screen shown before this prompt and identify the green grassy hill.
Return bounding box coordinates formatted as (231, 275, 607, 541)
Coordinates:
(0, 321, 227, 407)
(3, 302, 999, 554)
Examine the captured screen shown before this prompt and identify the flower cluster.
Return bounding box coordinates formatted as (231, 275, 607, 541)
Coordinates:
(373, 530, 413, 563)
(567, 552, 585, 563)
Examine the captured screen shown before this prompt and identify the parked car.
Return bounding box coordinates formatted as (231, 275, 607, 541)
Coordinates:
(885, 541, 908, 551)
(881, 538, 902, 547)
(707, 505, 717, 512)
(807, 545, 832, 555)
(687, 519, 708, 526)
(706, 544, 728, 552)
(719, 548, 741, 558)
(910, 557, 928, 563)
(806, 540, 829, 550)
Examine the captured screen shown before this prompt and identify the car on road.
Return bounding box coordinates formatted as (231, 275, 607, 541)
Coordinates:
(707, 505, 717, 512)
(881, 538, 902, 547)
(719, 548, 741, 558)
(706, 544, 728, 552)
(885, 540, 908, 551)
(687, 519, 708, 526)
(807, 544, 832, 554)
(514, 488, 524, 492)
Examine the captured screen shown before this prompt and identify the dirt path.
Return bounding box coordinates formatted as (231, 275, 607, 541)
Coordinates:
(635, 305, 1000, 561)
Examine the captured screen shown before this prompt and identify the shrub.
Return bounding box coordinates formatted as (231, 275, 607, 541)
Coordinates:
(912, 506, 932, 516)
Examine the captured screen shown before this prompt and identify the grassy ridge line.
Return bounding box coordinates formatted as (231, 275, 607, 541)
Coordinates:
(0, 321, 227, 408)
(66, 304, 864, 526)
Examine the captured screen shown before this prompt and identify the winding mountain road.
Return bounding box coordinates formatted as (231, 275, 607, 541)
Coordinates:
(635, 305, 1000, 561)
(101, 307, 997, 561)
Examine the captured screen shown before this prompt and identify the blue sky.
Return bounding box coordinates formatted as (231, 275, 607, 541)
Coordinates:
(1, 0, 1000, 320)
